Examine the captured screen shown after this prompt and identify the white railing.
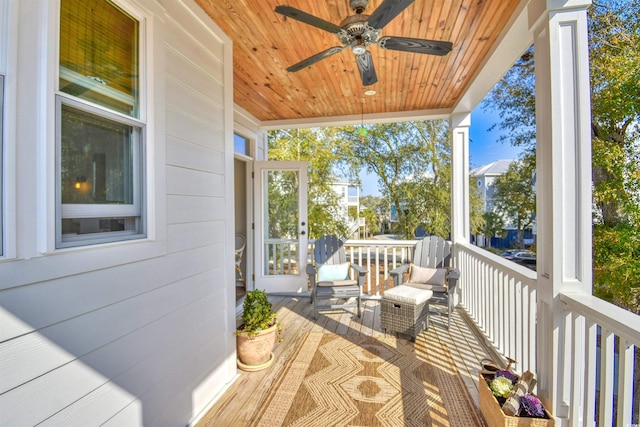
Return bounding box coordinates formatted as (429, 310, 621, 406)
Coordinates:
(264, 238, 299, 275)
(456, 242, 639, 426)
(456, 243, 538, 373)
(305, 238, 640, 424)
(306, 238, 417, 296)
(344, 239, 417, 296)
(560, 293, 640, 426)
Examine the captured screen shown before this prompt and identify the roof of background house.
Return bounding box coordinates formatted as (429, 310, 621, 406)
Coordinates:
(470, 159, 514, 177)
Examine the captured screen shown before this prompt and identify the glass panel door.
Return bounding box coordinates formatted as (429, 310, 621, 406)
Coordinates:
(254, 161, 308, 293)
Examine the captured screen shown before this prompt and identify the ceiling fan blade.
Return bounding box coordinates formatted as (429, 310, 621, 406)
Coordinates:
(367, 0, 415, 30)
(286, 46, 345, 72)
(379, 36, 453, 56)
(355, 51, 378, 86)
(275, 5, 343, 34)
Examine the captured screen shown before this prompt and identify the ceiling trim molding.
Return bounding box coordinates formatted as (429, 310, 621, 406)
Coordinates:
(259, 108, 453, 130)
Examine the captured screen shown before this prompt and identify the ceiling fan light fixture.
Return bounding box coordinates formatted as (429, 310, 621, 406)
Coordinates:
(350, 0, 369, 14)
(352, 44, 367, 55)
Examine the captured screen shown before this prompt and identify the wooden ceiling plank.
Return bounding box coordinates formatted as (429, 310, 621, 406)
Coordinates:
(433, 0, 516, 107)
(195, 0, 522, 122)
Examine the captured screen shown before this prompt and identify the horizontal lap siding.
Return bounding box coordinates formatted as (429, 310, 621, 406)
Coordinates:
(0, 0, 234, 426)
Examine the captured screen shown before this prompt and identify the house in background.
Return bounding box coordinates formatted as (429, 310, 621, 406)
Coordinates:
(471, 159, 536, 248)
(2, 0, 633, 426)
(330, 181, 363, 238)
(471, 159, 514, 212)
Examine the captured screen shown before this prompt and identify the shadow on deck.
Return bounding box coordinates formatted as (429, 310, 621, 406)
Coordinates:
(197, 296, 495, 426)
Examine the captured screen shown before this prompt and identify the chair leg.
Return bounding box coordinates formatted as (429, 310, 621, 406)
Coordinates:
(447, 295, 452, 330)
(356, 296, 361, 318)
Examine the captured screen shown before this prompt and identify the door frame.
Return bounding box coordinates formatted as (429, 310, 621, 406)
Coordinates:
(253, 160, 308, 293)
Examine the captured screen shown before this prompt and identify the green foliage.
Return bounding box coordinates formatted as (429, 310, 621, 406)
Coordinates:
(593, 223, 640, 313)
(264, 170, 300, 240)
(469, 177, 486, 235)
(589, 0, 640, 138)
(482, 47, 537, 155)
(338, 120, 470, 239)
(236, 289, 281, 339)
(268, 128, 349, 239)
(484, 0, 640, 313)
(481, 212, 505, 248)
(589, 0, 640, 228)
(492, 156, 536, 248)
(360, 195, 389, 236)
(588, 0, 640, 315)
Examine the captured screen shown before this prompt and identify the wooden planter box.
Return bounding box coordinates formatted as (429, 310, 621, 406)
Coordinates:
(479, 373, 554, 427)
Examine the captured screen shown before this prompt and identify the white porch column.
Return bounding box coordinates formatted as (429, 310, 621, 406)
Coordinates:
(451, 113, 471, 245)
(530, 0, 592, 425)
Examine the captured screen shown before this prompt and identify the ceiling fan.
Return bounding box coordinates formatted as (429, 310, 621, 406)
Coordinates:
(274, 0, 453, 86)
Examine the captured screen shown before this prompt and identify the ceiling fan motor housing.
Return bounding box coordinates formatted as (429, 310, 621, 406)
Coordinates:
(339, 14, 381, 49)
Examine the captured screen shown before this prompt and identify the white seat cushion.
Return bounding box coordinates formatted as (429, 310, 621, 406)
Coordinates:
(383, 285, 433, 305)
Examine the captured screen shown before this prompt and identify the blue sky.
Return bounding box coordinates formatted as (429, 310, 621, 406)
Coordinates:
(359, 105, 524, 196)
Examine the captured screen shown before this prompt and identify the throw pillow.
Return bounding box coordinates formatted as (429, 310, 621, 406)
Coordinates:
(317, 262, 350, 281)
(408, 264, 447, 286)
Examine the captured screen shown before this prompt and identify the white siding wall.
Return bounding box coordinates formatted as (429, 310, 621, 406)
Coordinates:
(0, 0, 236, 426)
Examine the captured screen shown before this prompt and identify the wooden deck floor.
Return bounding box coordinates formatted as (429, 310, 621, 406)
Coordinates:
(196, 296, 494, 426)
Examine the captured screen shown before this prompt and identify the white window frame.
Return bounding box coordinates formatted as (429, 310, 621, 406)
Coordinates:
(55, 0, 147, 248)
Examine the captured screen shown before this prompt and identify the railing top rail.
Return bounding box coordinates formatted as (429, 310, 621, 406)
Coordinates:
(344, 239, 419, 248)
(560, 292, 640, 346)
(456, 242, 537, 284)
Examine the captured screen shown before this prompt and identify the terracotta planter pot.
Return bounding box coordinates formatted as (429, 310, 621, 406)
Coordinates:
(236, 323, 278, 370)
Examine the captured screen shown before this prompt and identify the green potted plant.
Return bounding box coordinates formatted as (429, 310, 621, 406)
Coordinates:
(235, 289, 282, 371)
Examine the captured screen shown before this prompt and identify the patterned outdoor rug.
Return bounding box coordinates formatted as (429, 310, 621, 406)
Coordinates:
(249, 331, 486, 426)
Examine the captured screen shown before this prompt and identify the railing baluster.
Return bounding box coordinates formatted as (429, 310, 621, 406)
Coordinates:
(599, 328, 615, 426)
(617, 339, 635, 426)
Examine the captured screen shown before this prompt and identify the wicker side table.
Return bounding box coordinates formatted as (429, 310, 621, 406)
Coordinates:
(381, 285, 433, 341)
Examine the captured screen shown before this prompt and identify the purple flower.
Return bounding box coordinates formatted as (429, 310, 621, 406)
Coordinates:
(520, 394, 546, 418)
(495, 370, 518, 383)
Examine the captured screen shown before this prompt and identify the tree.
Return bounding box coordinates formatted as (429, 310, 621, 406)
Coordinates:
(483, 0, 640, 314)
(359, 195, 388, 236)
(589, 0, 640, 227)
(338, 120, 457, 239)
(587, 0, 640, 314)
(268, 128, 349, 239)
(492, 157, 536, 248)
(481, 211, 505, 249)
(483, 48, 536, 155)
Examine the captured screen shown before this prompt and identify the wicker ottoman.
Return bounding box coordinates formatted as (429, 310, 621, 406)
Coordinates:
(381, 285, 433, 341)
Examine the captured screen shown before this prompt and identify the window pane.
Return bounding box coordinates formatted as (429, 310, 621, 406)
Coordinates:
(59, 0, 139, 117)
(234, 133, 250, 156)
(61, 104, 134, 206)
(62, 217, 139, 240)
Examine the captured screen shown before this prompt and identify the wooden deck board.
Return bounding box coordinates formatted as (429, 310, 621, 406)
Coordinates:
(197, 296, 493, 426)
